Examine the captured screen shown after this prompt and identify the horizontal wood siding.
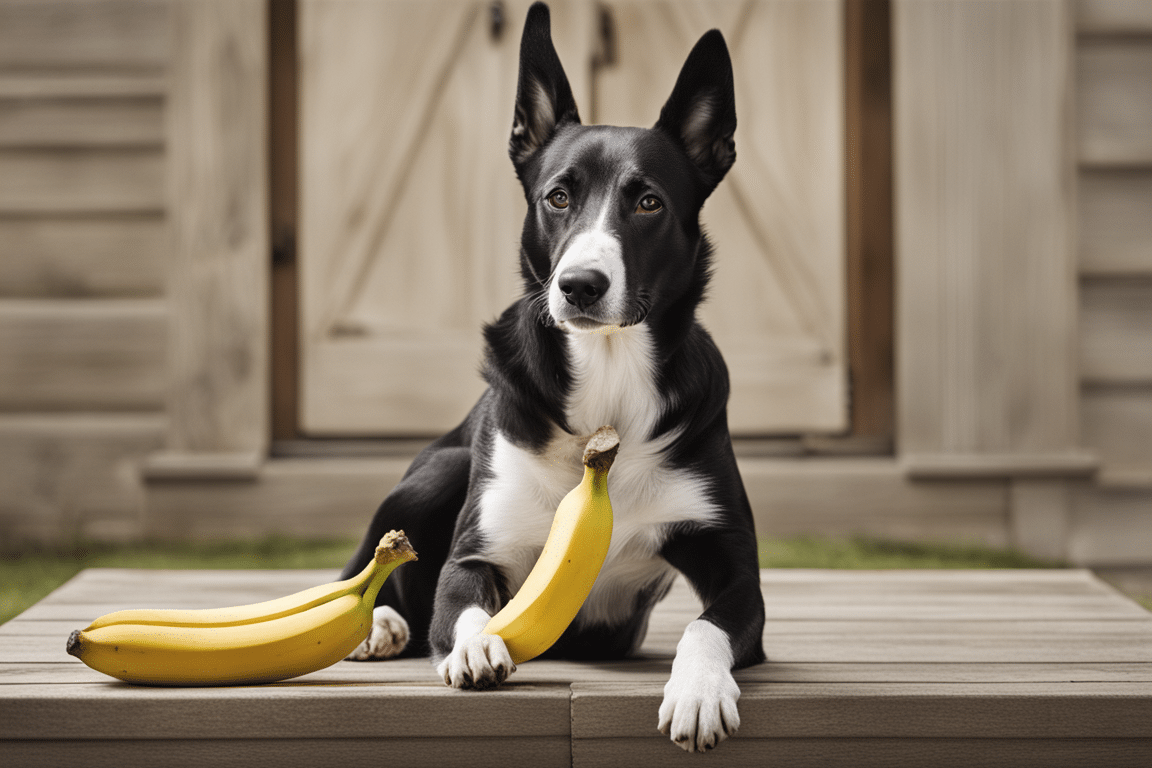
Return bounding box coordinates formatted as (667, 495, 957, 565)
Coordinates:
(0, 300, 167, 411)
(0, 414, 164, 542)
(1073, 2, 1152, 559)
(1078, 169, 1152, 275)
(0, 0, 173, 544)
(0, 216, 166, 298)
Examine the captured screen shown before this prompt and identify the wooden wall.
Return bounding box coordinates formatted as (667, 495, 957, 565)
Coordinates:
(1071, 0, 1152, 562)
(0, 0, 268, 545)
(0, 0, 171, 542)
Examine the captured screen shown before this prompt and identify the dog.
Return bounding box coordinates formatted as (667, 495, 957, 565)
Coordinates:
(340, 2, 765, 753)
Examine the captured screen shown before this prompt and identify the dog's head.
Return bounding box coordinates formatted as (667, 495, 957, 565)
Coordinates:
(510, 2, 735, 334)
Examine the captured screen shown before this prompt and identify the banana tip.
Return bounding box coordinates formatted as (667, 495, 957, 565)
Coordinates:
(583, 425, 620, 471)
(66, 629, 82, 658)
(375, 529, 418, 564)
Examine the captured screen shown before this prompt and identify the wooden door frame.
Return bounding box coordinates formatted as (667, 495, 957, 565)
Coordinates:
(269, 0, 895, 454)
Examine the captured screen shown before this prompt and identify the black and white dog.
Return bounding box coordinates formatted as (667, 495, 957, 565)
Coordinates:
(341, 2, 765, 752)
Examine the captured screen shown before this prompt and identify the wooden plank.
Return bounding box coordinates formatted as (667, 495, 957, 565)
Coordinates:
(895, 0, 1080, 458)
(0, 148, 164, 213)
(0, 414, 164, 543)
(1080, 278, 1152, 383)
(573, 737, 1152, 768)
(1070, 486, 1152, 564)
(1083, 386, 1152, 471)
(0, 299, 166, 411)
(0, 97, 164, 148)
(0, 74, 167, 99)
(1079, 169, 1152, 276)
(1078, 38, 1152, 165)
(165, 0, 269, 454)
(0, 216, 165, 298)
(571, 681, 1152, 739)
(3, 737, 571, 768)
(1078, 0, 1152, 33)
(0, 0, 170, 70)
(6, 658, 1152, 686)
(0, 683, 571, 740)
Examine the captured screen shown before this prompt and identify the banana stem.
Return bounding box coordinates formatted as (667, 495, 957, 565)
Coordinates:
(362, 531, 419, 605)
(582, 425, 620, 473)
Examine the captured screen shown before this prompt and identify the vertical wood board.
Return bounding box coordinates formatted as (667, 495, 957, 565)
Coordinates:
(166, 0, 269, 453)
(895, 0, 1079, 456)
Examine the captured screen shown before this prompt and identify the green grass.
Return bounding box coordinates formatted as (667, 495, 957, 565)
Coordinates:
(2, 535, 1147, 626)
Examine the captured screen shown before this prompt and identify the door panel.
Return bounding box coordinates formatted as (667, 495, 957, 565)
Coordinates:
(300, 0, 593, 434)
(299, 0, 845, 436)
(595, 0, 846, 433)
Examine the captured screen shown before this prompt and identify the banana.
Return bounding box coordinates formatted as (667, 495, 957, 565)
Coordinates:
(66, 530, 417, 686)
(483, 425, 619, 664)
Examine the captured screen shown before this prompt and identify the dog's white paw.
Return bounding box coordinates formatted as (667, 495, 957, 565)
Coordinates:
(437, 632, 516, 689)
(346, 605, 409, 660)
(657, 619, 741, 752)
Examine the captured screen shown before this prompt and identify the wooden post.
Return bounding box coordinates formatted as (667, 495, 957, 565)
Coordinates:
(149, 0, 269, 481)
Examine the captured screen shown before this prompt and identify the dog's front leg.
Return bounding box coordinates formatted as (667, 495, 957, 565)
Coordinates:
(659, 525, 766, 752)
(658, 619, 743, 752)
(430, 556, 516, 690)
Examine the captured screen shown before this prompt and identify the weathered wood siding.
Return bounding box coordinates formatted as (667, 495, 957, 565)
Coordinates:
(0, 0, 172, 542)
(1072, 0, 1152, 561)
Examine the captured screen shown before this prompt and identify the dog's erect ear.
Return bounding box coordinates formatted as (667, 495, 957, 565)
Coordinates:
(510, 2, 580, 169)
(654, 30, 736, 191)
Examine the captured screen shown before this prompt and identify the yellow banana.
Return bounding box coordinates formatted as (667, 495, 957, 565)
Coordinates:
(483, 425, 619, 664)
(66, 530, 417, 686)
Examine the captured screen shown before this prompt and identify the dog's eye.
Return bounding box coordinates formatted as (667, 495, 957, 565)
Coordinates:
(547, 190, 569, 209)
(637, 195, 662, 214)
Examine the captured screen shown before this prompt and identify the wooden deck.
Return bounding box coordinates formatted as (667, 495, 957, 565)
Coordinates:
(2, 568, 1150, 767)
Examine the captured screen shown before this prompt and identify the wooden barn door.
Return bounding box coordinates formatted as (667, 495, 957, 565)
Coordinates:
(298, 0, 845, 437)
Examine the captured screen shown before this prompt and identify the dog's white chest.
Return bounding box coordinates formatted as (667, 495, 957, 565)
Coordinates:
(476, 324, 718, 625)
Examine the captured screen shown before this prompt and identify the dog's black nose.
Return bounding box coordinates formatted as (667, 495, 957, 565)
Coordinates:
(558, 268, 610, 310)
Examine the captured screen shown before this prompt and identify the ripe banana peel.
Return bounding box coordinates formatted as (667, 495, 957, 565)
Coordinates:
(483, 425, 619, 664)
(66, 530, 417, 686)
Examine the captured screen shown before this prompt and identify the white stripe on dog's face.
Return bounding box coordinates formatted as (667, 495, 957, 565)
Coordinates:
(548, 199, 626, 329)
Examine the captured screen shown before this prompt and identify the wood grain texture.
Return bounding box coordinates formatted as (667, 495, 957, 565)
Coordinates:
(3, 568, 1149, 767)
(1082, 386, 1152, 471)
(1077, 0, 1152, 33)
(0, 216, 165, 298)
(596, 0, 847, 434)
(895, 0, 1079, 459)
(0, 299, 166, 411)
(0, 0, 170, 70)
(165, 0, 269, 453)
(1079, 169, 1152, 275)
(1080, 278, 1152, 384)
(299, 0, 594, 435)
(1077, 38, 1152, 165)
(0, 148, 164, 213)
(0, 97, 164, 148)
(0, 414, 164, 543)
